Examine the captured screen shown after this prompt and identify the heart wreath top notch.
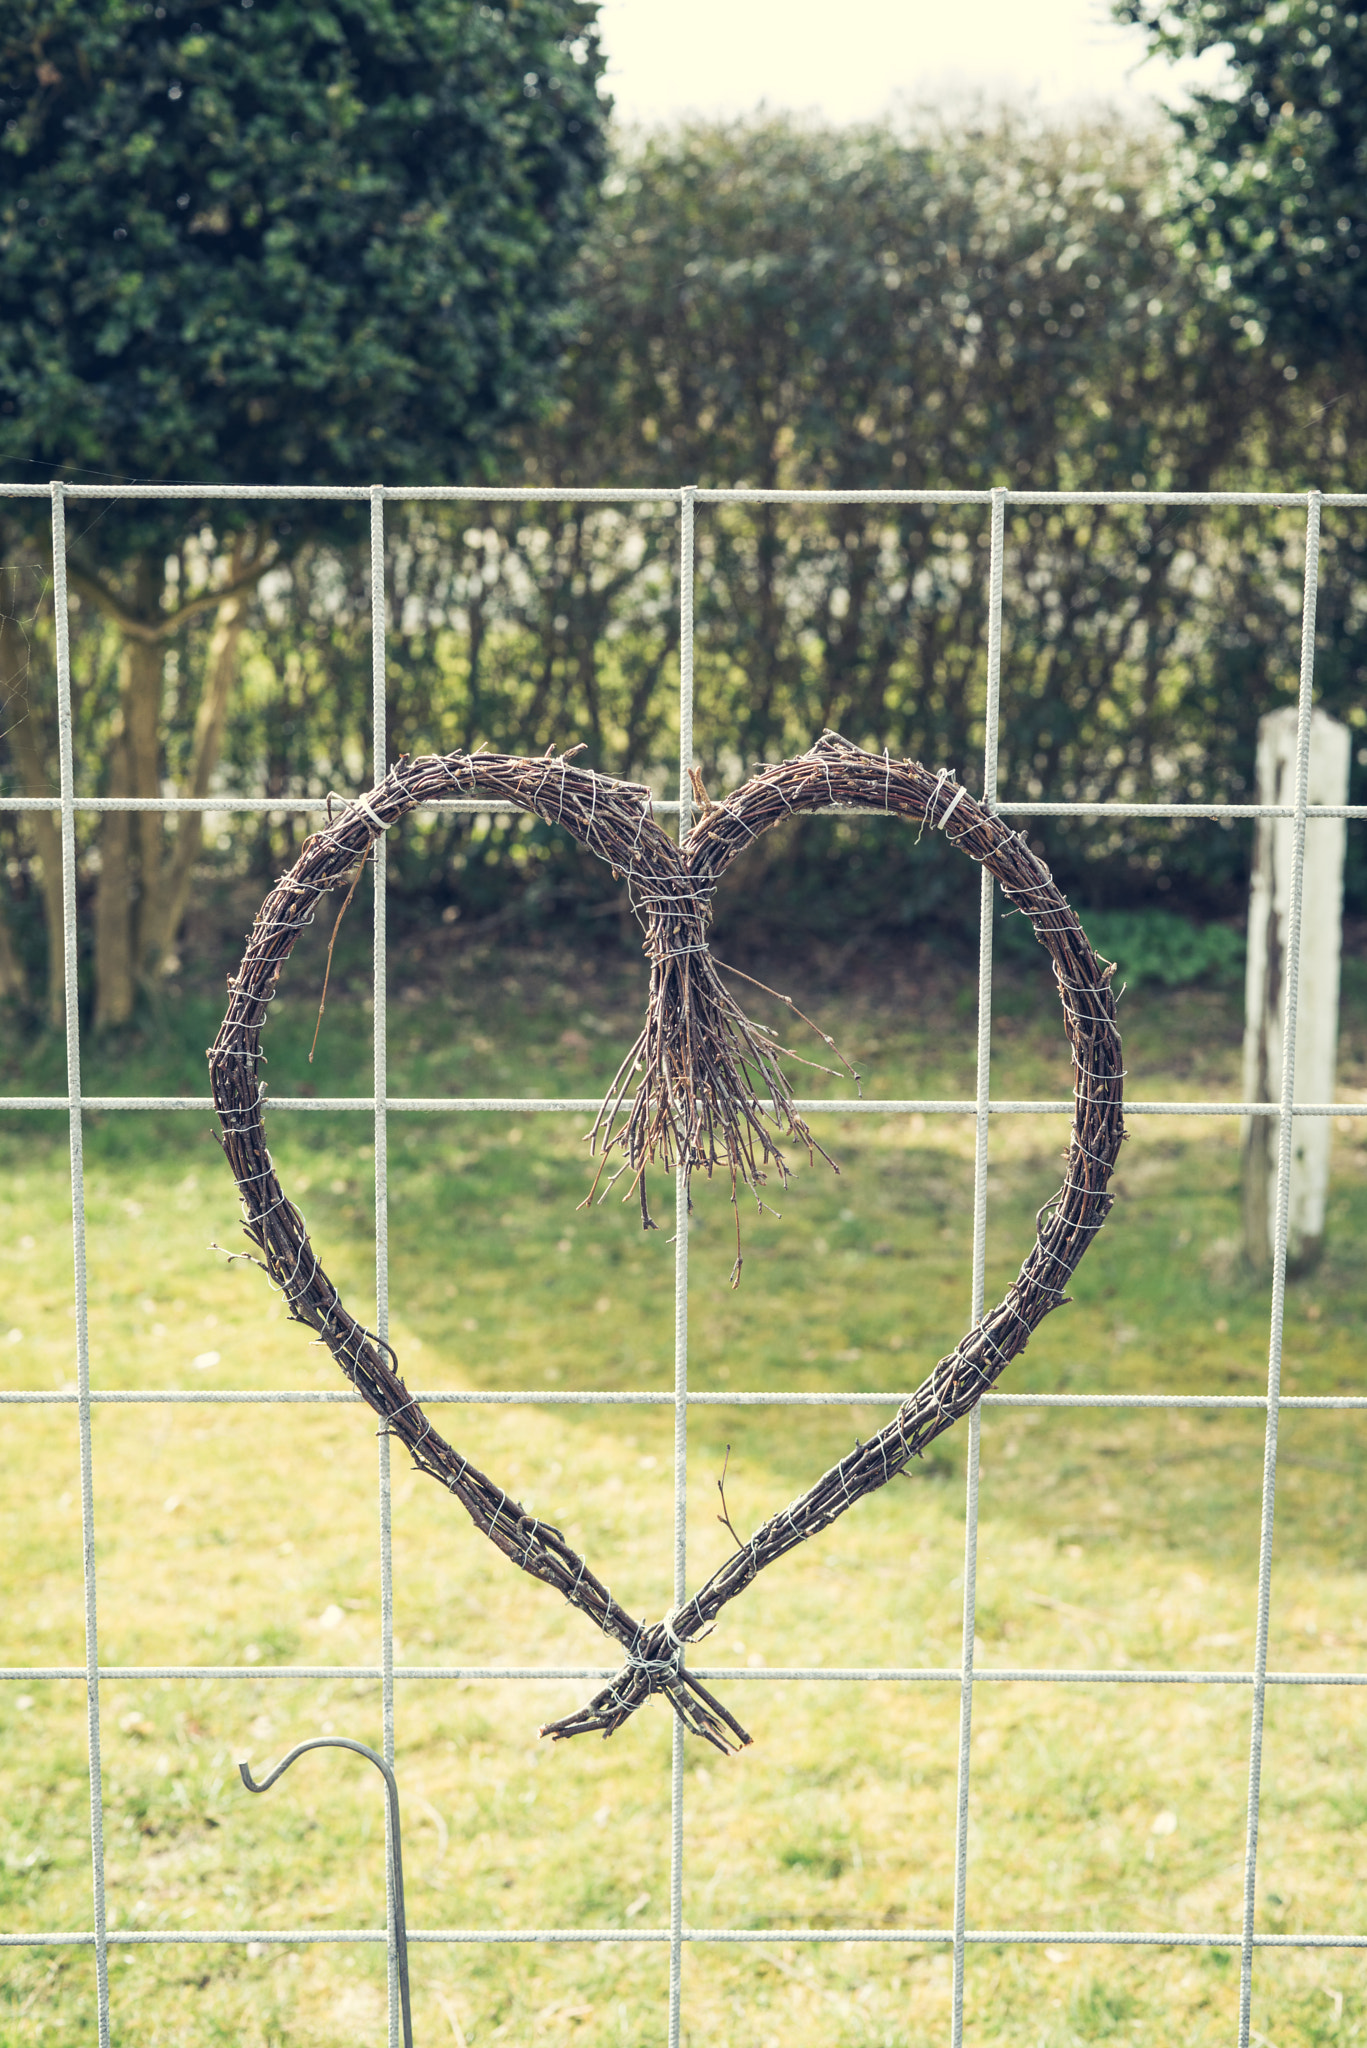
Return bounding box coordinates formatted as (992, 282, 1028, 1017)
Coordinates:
(209, 733, 1125, 1754)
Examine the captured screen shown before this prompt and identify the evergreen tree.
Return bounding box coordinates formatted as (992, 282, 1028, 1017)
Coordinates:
(1117, 0, 1367, 368)
(0, 0, 608, 1021)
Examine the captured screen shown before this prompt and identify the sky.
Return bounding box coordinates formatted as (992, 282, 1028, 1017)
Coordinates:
(596, 0, 1229, 129)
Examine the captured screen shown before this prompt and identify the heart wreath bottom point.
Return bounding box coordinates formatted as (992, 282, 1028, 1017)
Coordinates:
(209, 734, 1124, 1753)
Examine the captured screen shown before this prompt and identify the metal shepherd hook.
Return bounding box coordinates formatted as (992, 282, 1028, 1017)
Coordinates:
(239, 1736, 413, 2048)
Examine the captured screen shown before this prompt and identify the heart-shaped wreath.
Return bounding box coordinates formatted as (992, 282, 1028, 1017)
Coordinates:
(209, 734, 1124, 1753)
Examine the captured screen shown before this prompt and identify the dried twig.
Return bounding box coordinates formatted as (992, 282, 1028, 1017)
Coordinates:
(716, 1445, 743, 1552)
(714, 957, 862, 1092)
(310, 845, 369, 1064)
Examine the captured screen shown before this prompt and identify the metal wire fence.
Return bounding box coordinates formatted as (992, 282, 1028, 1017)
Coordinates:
(2, 479, 1366, 2048)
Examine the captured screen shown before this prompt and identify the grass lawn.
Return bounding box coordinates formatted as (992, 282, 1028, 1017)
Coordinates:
(1, 908, 1365, 2046)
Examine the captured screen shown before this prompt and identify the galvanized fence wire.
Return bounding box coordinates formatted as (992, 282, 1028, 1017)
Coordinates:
(0, 481, 1363, 2048)
(370, 484, 402, 2048)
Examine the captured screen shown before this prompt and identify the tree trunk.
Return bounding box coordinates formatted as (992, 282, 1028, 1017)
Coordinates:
(91, 674, 137, 1030)
(139, 581, 249, 972)
(46, 532, 269, 1028)
(0, 885, 23, 1000)
(91, 555, 164, 1028)
(1, 610, 65, 1023)
(126, 639, 165, 969)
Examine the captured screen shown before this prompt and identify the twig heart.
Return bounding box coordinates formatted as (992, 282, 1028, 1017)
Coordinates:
(210, 734, 1124, 1752)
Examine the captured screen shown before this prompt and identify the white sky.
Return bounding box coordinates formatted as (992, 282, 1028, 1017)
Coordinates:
(596, 0, 1228, 129)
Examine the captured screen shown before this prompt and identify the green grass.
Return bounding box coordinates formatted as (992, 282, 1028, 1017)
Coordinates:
(2, 921, 1366, 2046)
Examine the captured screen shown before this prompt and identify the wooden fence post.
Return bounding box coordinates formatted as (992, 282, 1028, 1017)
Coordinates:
(1242, 704, 1350, 1273)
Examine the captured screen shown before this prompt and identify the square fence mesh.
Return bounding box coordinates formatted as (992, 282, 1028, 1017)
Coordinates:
(2, 479, 1366, 2048)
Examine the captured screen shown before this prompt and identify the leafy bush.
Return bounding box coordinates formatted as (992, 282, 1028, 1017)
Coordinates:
(1002, 904, 1244, 990)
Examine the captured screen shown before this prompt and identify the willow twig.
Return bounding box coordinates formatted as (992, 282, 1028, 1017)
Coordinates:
(310, 845, 369, 1064)
(716, 1445, 744, 1552)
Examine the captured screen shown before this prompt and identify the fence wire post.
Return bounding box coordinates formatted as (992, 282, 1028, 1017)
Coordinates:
(4, 475, 1367, 2005)
(369, 483, 401, 2048)
(951, 484, 1006, 2046)
(668, 482, 695, 2048)
(1238, 488, 1323, 2047)
(51, 479, 112, 2047)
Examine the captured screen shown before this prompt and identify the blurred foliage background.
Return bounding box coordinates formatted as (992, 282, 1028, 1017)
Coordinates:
(0, 6, 1365, 1032)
